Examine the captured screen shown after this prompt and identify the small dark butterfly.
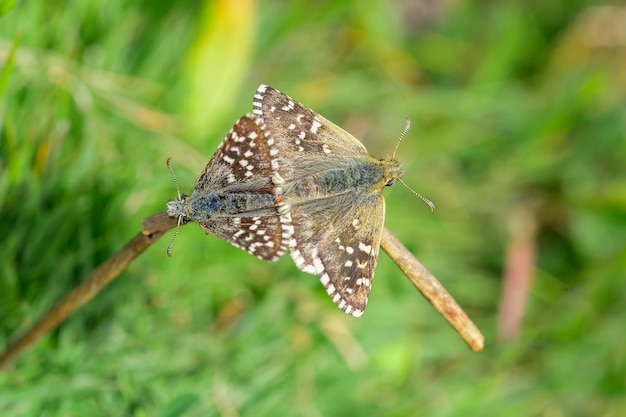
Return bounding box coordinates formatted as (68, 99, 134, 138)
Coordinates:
(167, 113, 287, 261)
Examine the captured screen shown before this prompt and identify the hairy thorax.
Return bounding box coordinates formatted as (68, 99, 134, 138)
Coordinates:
(281, 157, 403, 202)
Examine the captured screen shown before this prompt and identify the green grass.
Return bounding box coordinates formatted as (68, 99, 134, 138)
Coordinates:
(1, 0, 625, 416)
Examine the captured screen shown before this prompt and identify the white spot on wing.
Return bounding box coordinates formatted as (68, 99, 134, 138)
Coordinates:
(359, 242, 372, 254)
(320, 273, 330, 286)
(326, 284, 336, 295)
(313, 256, 325, 275)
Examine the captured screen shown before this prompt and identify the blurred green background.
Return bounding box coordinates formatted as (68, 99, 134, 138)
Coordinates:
(1, 0, 625, 415)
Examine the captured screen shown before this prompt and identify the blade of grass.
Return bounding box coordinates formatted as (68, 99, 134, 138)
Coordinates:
(0, 30, 20, 101)
(0, 0, 19, 17)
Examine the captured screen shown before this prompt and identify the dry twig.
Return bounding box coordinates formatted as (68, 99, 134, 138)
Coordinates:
(0, 212, 177, 370)
(381, 228, 484, 351)
(0, 211, 483, 370)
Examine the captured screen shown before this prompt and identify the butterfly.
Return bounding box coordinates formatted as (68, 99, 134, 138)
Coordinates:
(252, 85, 434, 317)
(167, 113, 288, 261)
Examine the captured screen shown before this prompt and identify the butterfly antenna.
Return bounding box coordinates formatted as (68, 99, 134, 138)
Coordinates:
(167, 157, 182, 200)
(392, 117, 411, 159)
(398, 178, 436, 212)
(166, 157, 183, 257)
(167, 216, 183, 258)
(391, 119, 435, 212)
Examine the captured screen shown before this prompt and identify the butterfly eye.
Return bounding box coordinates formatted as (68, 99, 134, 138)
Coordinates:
(385, 178, 395, 187)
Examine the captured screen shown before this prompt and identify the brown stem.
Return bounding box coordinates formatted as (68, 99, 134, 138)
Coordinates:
(0, 212, 483, 370)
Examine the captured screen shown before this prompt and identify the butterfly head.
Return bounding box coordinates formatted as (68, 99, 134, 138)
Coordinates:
(166, 158, 192, 257)
(381, 158, 404, 187)
(385, 119, 436, 211)
(166, 194, 192, 223)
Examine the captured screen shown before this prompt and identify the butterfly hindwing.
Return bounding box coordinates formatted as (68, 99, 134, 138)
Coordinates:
(199, 213, 286, 261)
(281, 187, 386, 316)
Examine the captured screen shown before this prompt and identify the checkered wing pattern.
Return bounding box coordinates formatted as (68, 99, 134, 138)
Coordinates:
(199, 213, 285, 261)
(195, 113, 275, 190)
(253, 84, 370, 179)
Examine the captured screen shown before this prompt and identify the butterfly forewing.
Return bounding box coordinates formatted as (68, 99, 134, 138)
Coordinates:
(195, 113, 275, 191)
(253, 85, 370, 177)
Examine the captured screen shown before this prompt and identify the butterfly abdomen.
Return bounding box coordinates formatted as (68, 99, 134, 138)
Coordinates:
(188, 190, 278, 222)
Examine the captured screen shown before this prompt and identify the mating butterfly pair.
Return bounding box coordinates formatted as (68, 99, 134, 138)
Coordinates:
(167, 85, 433, 317)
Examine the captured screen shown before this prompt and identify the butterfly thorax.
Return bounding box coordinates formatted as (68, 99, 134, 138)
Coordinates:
(281, 156, 403, 202)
